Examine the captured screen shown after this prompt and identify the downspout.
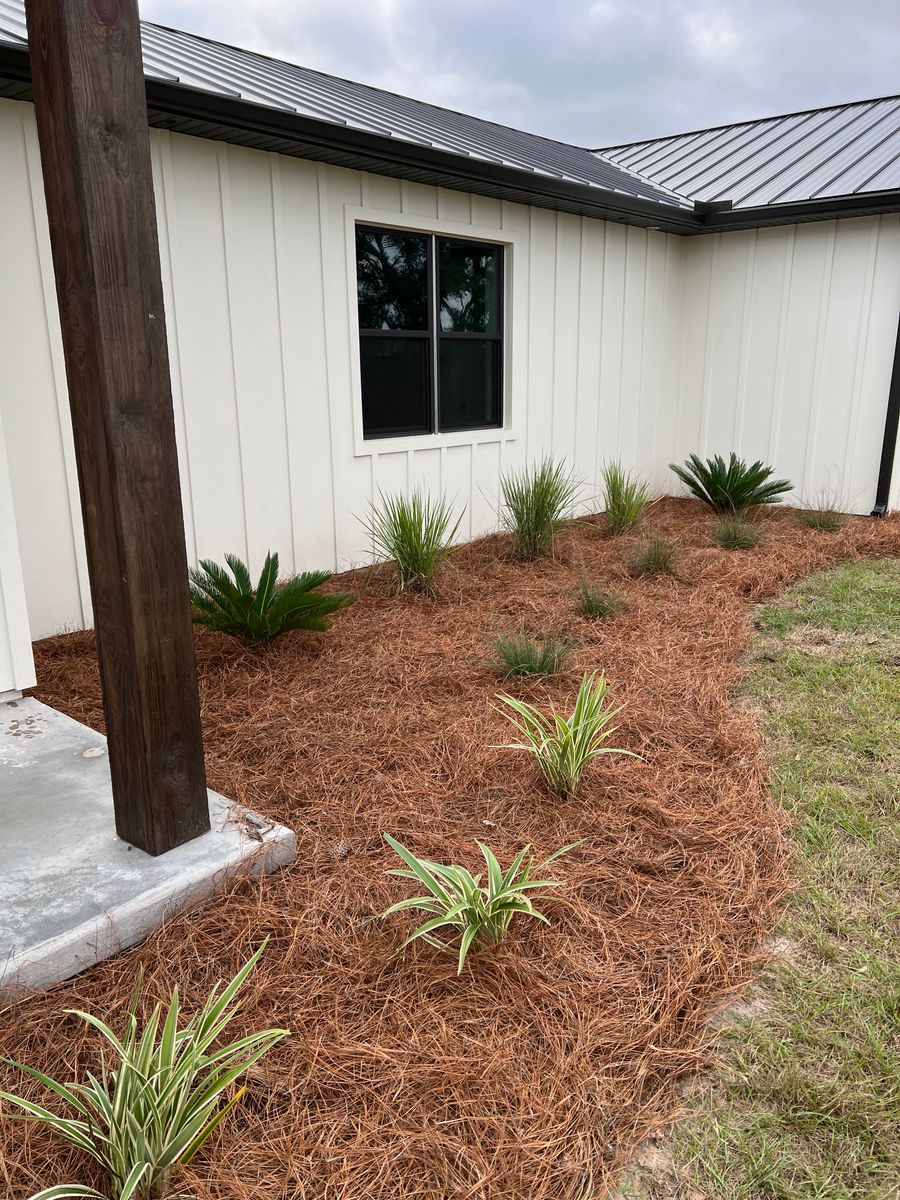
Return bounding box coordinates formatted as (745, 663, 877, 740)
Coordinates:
(871, 312, 900, 516)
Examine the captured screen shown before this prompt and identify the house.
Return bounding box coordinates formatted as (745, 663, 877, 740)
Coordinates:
(0, 0, 899, 705)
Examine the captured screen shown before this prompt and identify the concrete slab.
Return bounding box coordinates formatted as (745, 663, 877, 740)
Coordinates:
(0, 697, 296, 997)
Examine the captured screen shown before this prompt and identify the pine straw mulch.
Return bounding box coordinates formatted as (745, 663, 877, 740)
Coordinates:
(3, 499, 899, 1200)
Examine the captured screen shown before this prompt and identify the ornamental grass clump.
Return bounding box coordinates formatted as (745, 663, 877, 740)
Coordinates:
(499, 458, 578, 559)
(628, 534, 680, 576)
(496, 671, 636, 797)
(576, 580, 626, 620)
(189, 551, 353, 641)
(670, 452, 792, 514)
(600, 460, 650, 534)
(798, 495, 849, 532)
(380, 834, 576, 974)
(711, 515, 762, 551)
(364, 489, 462, 593)
(488, 627, 573, 678)
(0, 943, 287, 1200)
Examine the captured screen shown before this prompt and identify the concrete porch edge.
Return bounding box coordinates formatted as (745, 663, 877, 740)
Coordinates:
(1, 697, 297, 999)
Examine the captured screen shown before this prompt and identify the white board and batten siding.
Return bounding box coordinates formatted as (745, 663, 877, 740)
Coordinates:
(676, 219, 900, 514)
(0, 405, 35, 698)
(0, 95, 898, 643)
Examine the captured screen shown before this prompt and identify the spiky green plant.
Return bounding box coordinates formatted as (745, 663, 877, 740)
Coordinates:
(711, 515, 762, 550)
(380, 834, 576, 974)
(364, 489, 462, 593)
(797, 493, 849, 532)
(670, 452, 792, 513)
(576, 580, 625, 620)
(499, 458, 578, 559)
(0, 944, 287, 1200)
(496, 671, 637, 796)
(189, 552, 353, 641)
(628, 534, 680, 576)
(600, 461, 650, 534)
(487, 628, 573, 678)
(798, 506, 848, 532)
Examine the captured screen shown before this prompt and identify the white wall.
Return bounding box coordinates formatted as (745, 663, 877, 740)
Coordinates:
(0, 406, 35, 698)
(0, 95, 898, 642)
(676, 219, 900, 514)
(0, 99, 685, 638)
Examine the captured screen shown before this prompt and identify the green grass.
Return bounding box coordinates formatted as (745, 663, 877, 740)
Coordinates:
(628, 534, 680, 576)
(601, 460, 650, 534)
(712, 515, 763, 551)
(487, 628, 573, 678)
(576, 580, 626, 620)
(626, 558, 900, 1200)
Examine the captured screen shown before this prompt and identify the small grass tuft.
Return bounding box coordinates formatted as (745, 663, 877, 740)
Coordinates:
(499, 458, 578, 559)
(576, 580, 626, 620)
(797, 504, 849, 533)
(488, 628, 573, 678)
(711, 515, 762, 551)
(600, 460, 650, 534)
(628, 534, 680, 576)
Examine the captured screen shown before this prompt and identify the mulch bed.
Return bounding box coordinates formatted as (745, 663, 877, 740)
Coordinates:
(3, 499, 899, 1200)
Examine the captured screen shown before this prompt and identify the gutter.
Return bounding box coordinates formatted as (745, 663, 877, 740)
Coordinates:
(0, 42, 701, 235)
(5, 40, 899, 235)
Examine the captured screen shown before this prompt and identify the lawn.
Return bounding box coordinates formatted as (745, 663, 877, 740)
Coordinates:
(622, 558, 900, 1200)
(2, 500, 899, 1200)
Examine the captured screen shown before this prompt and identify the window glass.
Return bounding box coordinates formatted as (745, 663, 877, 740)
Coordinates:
(356, 227, 429, 330)
(360, 338, 432, 437)
(438, 340, 501, 430)
(356, 225, 503, 438)
(439, 241, 500, 333)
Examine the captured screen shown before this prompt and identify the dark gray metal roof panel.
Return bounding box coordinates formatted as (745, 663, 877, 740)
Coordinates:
(0, 0, 686, 208)
(598, 95, 900, 208)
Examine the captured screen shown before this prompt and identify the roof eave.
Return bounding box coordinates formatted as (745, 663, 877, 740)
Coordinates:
(696, 189, 900, 232)
(0, 40, 700, 234)
(2, 42, 898, 235)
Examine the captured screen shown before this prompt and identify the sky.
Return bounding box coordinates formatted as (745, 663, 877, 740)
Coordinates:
(140, 0, 900, 147)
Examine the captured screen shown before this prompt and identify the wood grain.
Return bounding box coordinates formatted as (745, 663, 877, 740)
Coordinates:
(25, 0, 209, 854)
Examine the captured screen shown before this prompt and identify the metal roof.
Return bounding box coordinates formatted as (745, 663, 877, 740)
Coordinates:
(0, 0, 684, 210)
(597, 95, 900, 209)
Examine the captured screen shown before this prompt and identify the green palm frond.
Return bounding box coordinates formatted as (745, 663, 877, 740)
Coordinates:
(189, 552, 354, 641)
(670, 453, 792, 513)
(380, 834, 578, 973)
(0, 944, 287, 1200)
(495, 672, 638, 796)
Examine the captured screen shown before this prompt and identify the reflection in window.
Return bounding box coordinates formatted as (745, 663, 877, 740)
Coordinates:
(356, 227, 429, 331)
(356, 225, 503, 439)
(439, 241, 500, 333)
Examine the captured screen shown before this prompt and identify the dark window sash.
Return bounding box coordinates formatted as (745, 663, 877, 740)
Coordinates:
(357, 225, 504, 439)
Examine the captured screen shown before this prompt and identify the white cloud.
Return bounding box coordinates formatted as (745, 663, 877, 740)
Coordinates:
(139, 0, 899, 145)
(685, 10, 741, 60)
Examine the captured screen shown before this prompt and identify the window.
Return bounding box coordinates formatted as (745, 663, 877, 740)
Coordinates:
(356, 225, 503, 439)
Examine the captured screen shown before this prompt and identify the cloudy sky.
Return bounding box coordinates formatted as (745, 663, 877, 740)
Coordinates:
(140, 0, 899, 147)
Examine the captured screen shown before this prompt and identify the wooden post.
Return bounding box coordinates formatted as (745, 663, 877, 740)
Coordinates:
(25, 0, 210, 855)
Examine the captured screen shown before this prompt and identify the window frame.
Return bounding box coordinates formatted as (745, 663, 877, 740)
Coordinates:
(346, 206, 520, 457)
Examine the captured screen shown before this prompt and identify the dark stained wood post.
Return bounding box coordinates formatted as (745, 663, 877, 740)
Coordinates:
(24, 0, 210, 855)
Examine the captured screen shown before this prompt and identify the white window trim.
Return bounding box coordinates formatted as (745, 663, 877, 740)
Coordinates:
(344, 204, 524, 458)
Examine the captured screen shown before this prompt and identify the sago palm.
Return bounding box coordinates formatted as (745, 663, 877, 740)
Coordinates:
(189, 551, 354, 641)
(670, 452, 792, 514)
